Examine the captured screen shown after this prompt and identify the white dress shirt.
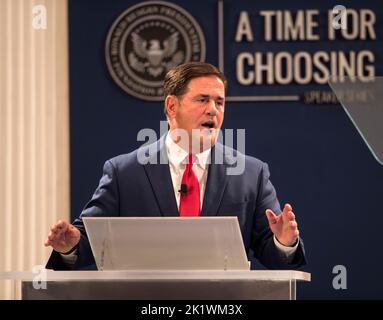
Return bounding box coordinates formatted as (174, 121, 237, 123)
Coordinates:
(165, 133, 210, 210)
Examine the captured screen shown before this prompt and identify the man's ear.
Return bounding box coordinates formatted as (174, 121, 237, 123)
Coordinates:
(165, 95, 178, 118)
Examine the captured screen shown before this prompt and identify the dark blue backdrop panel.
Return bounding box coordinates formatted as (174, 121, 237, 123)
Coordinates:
(69, 0, 383, 299)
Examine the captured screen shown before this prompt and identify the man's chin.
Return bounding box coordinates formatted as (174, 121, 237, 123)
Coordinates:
(191, 134, 217, 153)
(171, 128, 218, 153)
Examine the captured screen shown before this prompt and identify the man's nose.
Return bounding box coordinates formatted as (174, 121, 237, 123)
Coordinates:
(206, 100, 218, 116)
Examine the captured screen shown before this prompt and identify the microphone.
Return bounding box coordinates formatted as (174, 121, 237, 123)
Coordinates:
(178, 184, 188, 195)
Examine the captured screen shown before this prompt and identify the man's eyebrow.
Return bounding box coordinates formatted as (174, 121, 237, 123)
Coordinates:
(195, 94, 225, 100)
(195, 94, 209, 98)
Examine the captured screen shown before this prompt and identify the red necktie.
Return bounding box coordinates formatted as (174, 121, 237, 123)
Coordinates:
(179, 154, 200, 216)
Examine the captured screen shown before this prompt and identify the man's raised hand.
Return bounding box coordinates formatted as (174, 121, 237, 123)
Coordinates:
(265, 203, 299, 247)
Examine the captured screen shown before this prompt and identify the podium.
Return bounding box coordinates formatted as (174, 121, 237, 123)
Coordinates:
(1, 218, 310, 299)
(1, 270, 310, 300)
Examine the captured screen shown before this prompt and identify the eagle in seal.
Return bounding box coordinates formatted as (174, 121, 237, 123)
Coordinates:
(129, 32, 183, 77)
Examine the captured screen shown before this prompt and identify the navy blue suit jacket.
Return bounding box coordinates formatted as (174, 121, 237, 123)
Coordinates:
(46, 136, 306, 270)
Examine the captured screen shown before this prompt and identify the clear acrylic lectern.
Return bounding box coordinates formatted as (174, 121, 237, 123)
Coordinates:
(82, 217, 250, 271)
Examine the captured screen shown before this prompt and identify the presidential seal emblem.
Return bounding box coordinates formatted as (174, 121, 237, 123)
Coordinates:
(105, 1, 206, 101)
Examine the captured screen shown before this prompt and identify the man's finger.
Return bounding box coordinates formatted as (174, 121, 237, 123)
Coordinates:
(44, 237, 57, 247)
(51, 223, 62, 232)
(57, 221, 67, 230)
(48, 227, 66, 242)
(287, 210, 295, 221)
(50, 226, 62, 237)
(289, 221, 298, 229)
(265, 209, 278, 224)
(281, 204, 289, 223)
(283, 203, 292, 213)
(282, 204, 294, 223)
(55, 222, 69, 235)
(58, 220, 67, 228)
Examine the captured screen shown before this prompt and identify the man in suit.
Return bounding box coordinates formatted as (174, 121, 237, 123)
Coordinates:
(45, 62, 306, 270)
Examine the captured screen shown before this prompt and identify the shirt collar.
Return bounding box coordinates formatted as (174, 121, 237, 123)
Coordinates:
(165, 132, 211, 169)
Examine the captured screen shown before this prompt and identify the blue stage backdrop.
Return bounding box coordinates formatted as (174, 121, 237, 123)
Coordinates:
(68, 0, 383, 299)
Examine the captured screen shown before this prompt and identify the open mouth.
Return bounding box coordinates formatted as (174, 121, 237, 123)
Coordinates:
(201, 121, 215, 129)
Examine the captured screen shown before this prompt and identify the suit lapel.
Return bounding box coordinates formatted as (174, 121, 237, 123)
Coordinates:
(142, 136, 179, 217)
(201, 144, 229, 216)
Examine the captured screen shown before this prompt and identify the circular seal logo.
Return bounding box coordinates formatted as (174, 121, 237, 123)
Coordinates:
(105, 1, 206, 101)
